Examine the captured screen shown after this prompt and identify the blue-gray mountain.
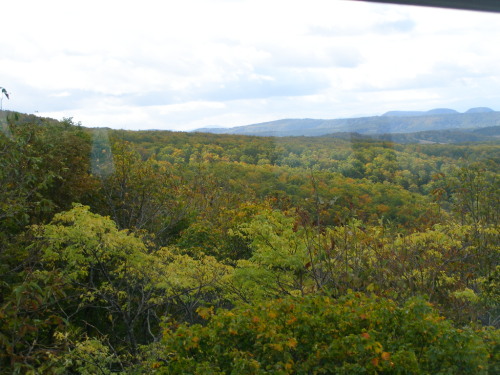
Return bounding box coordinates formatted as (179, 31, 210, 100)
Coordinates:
(194, 108, 499, 137)
(382, 108, 460, 117)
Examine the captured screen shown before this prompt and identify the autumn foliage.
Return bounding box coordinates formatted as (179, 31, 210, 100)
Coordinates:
(0, 113, 498, 373)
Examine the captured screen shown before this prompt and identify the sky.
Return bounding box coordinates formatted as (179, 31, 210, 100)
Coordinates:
(1, 0, 500, 131)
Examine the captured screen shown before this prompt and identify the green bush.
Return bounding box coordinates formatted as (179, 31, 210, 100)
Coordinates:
(143, 293, 498, 374)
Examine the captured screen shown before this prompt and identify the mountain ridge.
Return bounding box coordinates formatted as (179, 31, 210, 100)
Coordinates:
(194, 108, 499, 137)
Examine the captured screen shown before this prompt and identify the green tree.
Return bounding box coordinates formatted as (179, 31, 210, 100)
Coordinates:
(94, 140, 188, 245)
(17, 205, 231, 362)
(144, 293, 498, 374)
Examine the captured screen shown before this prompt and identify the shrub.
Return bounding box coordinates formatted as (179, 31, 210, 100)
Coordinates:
(141, 293, 498, 374)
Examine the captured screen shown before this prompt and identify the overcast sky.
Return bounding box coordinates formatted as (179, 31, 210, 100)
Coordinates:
(1, 0, 500, 131)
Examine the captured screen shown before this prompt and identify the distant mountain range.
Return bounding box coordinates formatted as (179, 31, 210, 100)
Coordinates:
(194, 107, 500, 137)
(381, 107, 493, 117)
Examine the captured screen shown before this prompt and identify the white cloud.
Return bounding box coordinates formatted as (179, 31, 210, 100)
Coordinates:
(1, 0, 500, 130)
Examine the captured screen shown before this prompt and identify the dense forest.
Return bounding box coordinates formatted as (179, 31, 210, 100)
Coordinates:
(1, 111, 498, 374)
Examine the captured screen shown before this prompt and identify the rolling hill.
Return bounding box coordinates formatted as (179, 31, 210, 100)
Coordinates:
(194, 108, 500, 137)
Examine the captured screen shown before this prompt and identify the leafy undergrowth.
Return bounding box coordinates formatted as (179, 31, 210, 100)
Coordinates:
(141, 293, 499, 374)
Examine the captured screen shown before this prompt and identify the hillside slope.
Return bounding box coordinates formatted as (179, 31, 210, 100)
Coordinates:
(195, 109, 500, 137)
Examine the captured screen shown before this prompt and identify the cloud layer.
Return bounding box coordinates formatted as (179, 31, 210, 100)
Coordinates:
(1, 0, 500, 130)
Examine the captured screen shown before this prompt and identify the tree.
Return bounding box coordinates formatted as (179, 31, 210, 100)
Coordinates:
(29, 205, 229, 356)
(93, 140, 188, 245)
(143, 293, 498, 374)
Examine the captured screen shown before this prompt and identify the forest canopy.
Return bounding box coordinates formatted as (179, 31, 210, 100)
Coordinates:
(0, 112, 498, 374)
